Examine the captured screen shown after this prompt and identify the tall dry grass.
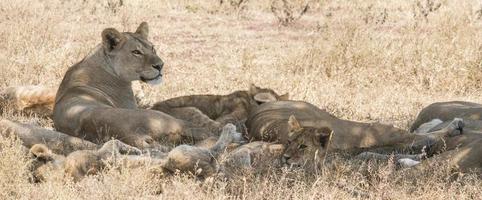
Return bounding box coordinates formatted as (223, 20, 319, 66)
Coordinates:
(0, 0, 481, 199)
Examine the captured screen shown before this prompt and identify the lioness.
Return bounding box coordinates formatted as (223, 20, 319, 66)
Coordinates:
(53, 22, 214, 148)
(246, 101, 459, 170)
(151, 84, 289, 132)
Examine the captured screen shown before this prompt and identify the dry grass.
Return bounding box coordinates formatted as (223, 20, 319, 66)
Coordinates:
(0, 0, 481, 199)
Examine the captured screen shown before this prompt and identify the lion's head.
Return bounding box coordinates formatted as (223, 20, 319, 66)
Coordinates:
(29, 144, 64, 182)
(101, 22, 164, 85)
(282, 115, 332, 170)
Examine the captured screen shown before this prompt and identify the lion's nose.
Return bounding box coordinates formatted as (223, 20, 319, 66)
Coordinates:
(152, 63, 163, 71)
(283, 154, 291, 160)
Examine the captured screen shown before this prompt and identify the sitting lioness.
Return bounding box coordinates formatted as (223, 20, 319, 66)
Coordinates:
(246, 101, 460, 170)
(151, 84, 288, 132)
(53, 22, 214, 148)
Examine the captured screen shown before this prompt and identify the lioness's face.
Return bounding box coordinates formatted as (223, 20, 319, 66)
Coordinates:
(101, 22, 164, 85)
(283, 116, 332, 170)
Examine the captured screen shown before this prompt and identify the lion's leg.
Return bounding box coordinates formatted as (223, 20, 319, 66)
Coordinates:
(356, 152, 424, 161)
(215, 109, 245, 125)
(81, 108, 216, 148)
(0, 119, 97, 155)
(209, 124, 241, 157)
(215, 110, 249, 134)
(160, 107, 222, 133)
(409, 118, 464, 155)
(355, 152, 423, 168)
(413, 119, 443, 134)
(366, 118, 464, 154)
(97, 139, 142, 157)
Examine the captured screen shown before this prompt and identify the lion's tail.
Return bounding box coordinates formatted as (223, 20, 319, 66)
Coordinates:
(0, 85, 57, 111)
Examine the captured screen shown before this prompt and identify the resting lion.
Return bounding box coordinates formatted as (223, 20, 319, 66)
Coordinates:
(361, 101, 482, 174)
(30, 139, 142, 182)
(53, 22, 214, 148)
(0, 119, 97, 154)
(159, 123, 241, 177)
(220, 141, 285, 177)
(410, 101, 482, 132)
(357, 118, 482, 174)
(246, 100, 460, 170)
(30, 124, 241, 181)
(151, 84, 288, 132)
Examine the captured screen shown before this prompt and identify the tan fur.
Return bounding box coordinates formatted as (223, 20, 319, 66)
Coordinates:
(156, 125, 285, 178)
(408, 102, 482, 173)
(0, 119, 97, 154)
(411, 116, 482, 173)
(221, 141, 285, 177)
(53, 22, 214, 148)
(29, 140, 142, 182)
(0, 85, 56, 116)
(151, 84, 288, 132)
(361, 114, 482, 174)
(410, 101, 482, 132)
(160, 124, 240, 177)
(246, 101, 457, 171)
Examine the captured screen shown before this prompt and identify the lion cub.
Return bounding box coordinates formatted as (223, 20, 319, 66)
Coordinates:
(30, 124, 242, 181)
(152, 84, 288, 132)
(160, 123, 241, 177)
(160, 125, 286, 178)
(30, 140, 141, 182)
(220, 141, 285, 177)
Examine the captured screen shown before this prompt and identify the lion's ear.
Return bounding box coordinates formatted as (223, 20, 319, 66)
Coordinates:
(30, 144, 53, 161)
(248, 84, 260, 94)
(254, 93, 277, 103)
(279, 93, 289, 101)
(135, 22, 149, 39)
(288, 115, 302, 133)
(102, 28, 126, 51)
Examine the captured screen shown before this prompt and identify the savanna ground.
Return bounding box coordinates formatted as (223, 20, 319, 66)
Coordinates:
(1, 0, 482, 199)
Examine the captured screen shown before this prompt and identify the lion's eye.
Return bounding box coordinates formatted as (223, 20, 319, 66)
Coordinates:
(298, 144, 307, 149)
(132, 50, 143, 55)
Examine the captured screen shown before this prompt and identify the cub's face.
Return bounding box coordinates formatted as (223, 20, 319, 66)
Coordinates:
(29, 144, 64, 182)
(283, 116, 332, 171)
(102, 22, 164, 85)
